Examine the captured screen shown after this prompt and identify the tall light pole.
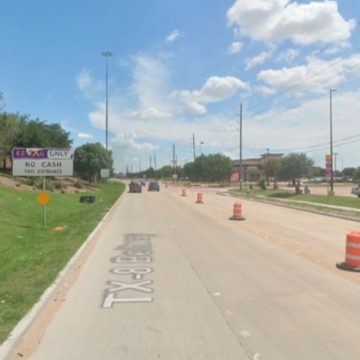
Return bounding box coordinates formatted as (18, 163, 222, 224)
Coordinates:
(101, 51, 112, 150)
(239, 103, 243, 190)
(329, 89, 336, 194)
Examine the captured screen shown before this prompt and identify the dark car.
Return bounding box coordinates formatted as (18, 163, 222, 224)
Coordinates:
(351, 186, 360, 198)
(148, 181, 160, 191)
(129, 180, 142, 193)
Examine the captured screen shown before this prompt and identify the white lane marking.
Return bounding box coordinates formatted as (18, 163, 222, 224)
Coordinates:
(225, 310, 233, 315)
(239, 330, 250, 337)
(213, 292, 221, 296)
(254, 353, 260, 360)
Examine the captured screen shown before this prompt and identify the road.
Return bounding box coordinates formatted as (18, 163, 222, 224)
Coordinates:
(5, 183, 360, 359)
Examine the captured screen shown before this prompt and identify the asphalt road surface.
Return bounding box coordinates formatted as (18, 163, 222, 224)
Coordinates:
(6, 183, 360, 359)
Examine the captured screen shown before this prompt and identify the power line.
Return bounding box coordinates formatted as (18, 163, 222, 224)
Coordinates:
(272, 133, 360, 153)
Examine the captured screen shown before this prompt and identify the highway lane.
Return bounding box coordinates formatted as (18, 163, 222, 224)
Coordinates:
(8, 184, 360, 359)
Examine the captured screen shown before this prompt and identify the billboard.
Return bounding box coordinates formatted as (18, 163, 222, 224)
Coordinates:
(12, 148, 74, 177)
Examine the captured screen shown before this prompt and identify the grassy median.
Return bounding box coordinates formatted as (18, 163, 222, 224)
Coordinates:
(230, 187, 360, 212)
(0, 181, 125, 344)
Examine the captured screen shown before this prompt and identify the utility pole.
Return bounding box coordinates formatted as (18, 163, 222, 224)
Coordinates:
(101, 51, 112, 150)
(154, 153, 157, 171)
(192, 134, 196, 161)
(239, 103, 243, 190)
(173, 144, 177, 177)
(329, 89, 336, 194)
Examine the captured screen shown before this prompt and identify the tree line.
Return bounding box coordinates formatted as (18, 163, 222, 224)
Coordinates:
(0, 111, 113, 182)
(130, 151, 360, 186)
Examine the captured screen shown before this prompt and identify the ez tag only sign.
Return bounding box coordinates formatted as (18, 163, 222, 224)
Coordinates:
(12, 148, 74, 177)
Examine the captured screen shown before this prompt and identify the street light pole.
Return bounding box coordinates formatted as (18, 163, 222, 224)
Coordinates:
(239, 103, 243, 191)
(101, 51, 112, 150)
(329, 89, 336, 194)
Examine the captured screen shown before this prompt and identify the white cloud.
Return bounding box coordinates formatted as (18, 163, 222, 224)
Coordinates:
(227, 41, 243, 54)
(128, 107, 170, 121)
(257, 53, 360, 93)
(131, 54, 172, 115)
(112, 132, 157, 153)
(172, 76, 248, 114)
(76, 69, 103, 99)
(278, 48, 299, 63)
(166, 29, 182, 43)
(227, 0, 355, 46)
(242, 90, 360, 167)
(245, 49, 274, 70)
(78, 132, 94, 139)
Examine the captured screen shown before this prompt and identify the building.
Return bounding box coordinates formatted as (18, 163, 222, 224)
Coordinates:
(232, 153, 283, 182)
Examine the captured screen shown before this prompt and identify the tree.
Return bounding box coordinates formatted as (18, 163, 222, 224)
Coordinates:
(342, 167, 356, 179)
(353, 167, 360, 182)
(183, 162, 195, 180)
(263, 158, 281, 188)
(155, 165, 173, 179)
(15, 119, 72, 148)
(0, 92, 4, 111)
(74, 143, 113, 182)
(309, 166, 324, 178)
(278, 153, 314, 186)
(184, 154, 232, 182)
(0, 112, 23, 168)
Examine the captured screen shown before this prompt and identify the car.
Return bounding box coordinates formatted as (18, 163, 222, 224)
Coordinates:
(351, 186, 360, 198)
(148, 180, 160, 191)
(129, 180, 142, 193)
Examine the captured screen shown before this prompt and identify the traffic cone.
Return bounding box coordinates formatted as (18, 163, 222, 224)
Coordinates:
(196, 192, 204, 204)
(229, 202, 245, 220)
(181, 188, 187, 197)
(336, 232, 360, 272)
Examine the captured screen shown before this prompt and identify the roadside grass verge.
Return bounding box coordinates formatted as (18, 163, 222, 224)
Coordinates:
(0, 182, 125, 344)
(229, 188, 360, 211)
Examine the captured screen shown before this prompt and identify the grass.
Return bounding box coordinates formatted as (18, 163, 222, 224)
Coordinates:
(0, 181, 125, 344)
(230, 188, 360, 211)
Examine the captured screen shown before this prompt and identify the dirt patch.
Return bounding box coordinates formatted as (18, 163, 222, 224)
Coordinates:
(0, 174, 96, 193)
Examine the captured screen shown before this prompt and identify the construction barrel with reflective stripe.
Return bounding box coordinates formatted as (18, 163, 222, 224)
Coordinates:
(336, 231, 360, 272)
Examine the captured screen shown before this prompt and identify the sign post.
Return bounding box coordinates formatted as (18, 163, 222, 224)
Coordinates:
(37, 188, 50, 228)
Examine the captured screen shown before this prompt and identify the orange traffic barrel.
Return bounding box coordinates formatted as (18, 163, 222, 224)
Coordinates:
(336, 232, 360, 272)
(181, 188, 187, 197)
(229, 202, 245, 221)
(196, 192, 204, 204)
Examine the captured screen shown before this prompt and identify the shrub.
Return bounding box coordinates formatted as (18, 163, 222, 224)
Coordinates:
(257, 176, 267, 190)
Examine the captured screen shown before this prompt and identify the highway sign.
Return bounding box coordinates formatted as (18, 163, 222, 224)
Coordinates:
(12, 148, 74, 177)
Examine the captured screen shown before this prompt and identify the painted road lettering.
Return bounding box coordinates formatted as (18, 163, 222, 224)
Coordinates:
(103, 294, 152, 307)
(102, 234, 154, 308)
(107, 280, 153, 293)
(111, 267, 152, 279)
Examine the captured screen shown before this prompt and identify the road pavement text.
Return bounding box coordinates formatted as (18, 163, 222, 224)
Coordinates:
(102, 234, 154, 308)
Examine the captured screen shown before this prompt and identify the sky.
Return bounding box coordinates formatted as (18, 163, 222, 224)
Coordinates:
(1, 0, 360, 173)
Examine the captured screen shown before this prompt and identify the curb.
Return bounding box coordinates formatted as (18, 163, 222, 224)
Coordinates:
(220, 192, 360, 223)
